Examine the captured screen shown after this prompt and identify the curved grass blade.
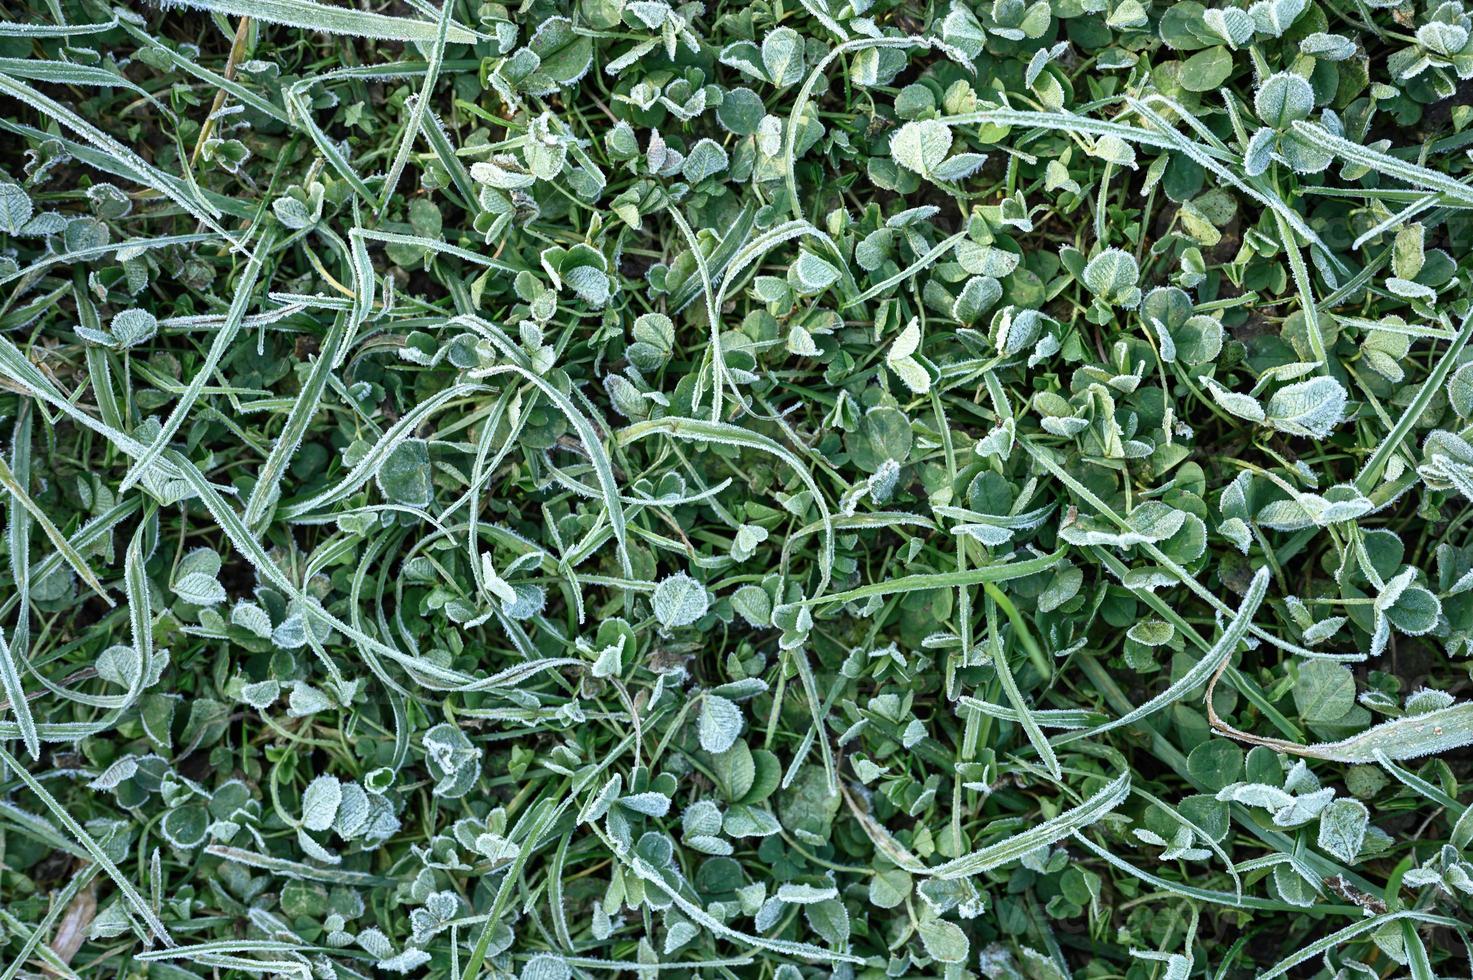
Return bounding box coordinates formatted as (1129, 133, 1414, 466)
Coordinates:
(119, 227, 277, 494)
(0, 72, 235, 243)
(0, 623, 36, 759)
(0, 18, 117, 35)
(0, 454, 112, 604)
(157, 0, 477, 43)
(1055, 566, 1269, 747)
(0, 57, 173, 118)
(784, 36, 964, 223)
(0, 744, 175, 945)
(617, 416, 835, 596)
(204, 845, 397, 885)
(377, 1, 452, 214)
(0, 861, 98, 980)
(242, 313, 350, 532)
(958, 697, 1099, 729)
(925, 771, 1130, 879)
(6, 407, 31, 666)
(802, 547, 1065, 608)
(625, 854, 865, 963)
(1293, 120, 1473, 207)
(1210, 701, 1473, 763)
(985, 588, 1060, 779)
(1356, 305, 1473, 493)
(667, 201, 756, 313)
(1257, 910, 1466, 979)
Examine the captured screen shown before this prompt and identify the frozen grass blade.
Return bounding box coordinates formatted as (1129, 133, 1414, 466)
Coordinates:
(242, 313, 349, 531)
(119, 227, 277, 494)
(154, 0, 477, 42)
(0, 72, 236, 244)
(0, 621, 36, 759)
(1056, 567, 1269, 747)
(0, 744, 175, 945)
(2, 2, 1472, 974)
(1356, 305, 1473, 492)
(0, 454, 111, 604)
(926, 771, 1131, 879)
(377, 1, 452, 214)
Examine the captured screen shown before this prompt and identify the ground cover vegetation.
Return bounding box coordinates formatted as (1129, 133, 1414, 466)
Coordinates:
(1, 0, 1473, 976)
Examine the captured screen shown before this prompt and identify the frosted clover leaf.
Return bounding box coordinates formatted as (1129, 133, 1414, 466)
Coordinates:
(0, 182, 33, 234)
(1246, 71, 1332, 174)
(1254, 72, 1314, 128)
(888, 120, 987, 184)
(699, 694, 743, 753)
(76, 309, 157, 349)
(886, 318, 930, 394)
(9, 0, 1473, 972)
(376, 438, 434, 507)
(1316, 798, 1369, 863)
(761, 27, 806, 86)
(653, 572, 709, 628)
(1264, 376, 1348, 439)
(1082, 248, 1141, 308)
(423, 723, 482, 798)
(301, 774, 342, 832)
(110, 310, 157, 347)
(172, 548, 226, 606)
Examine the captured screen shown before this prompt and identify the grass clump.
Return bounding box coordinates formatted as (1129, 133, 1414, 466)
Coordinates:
(3, 0, 1473, 976)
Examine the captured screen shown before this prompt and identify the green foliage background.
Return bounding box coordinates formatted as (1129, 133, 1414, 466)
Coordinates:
(1, 0, 1473, 976)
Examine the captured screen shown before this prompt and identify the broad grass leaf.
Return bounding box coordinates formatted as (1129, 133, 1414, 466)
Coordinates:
(158, 0, 475, 41)
(925, 772, 1131, 878)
